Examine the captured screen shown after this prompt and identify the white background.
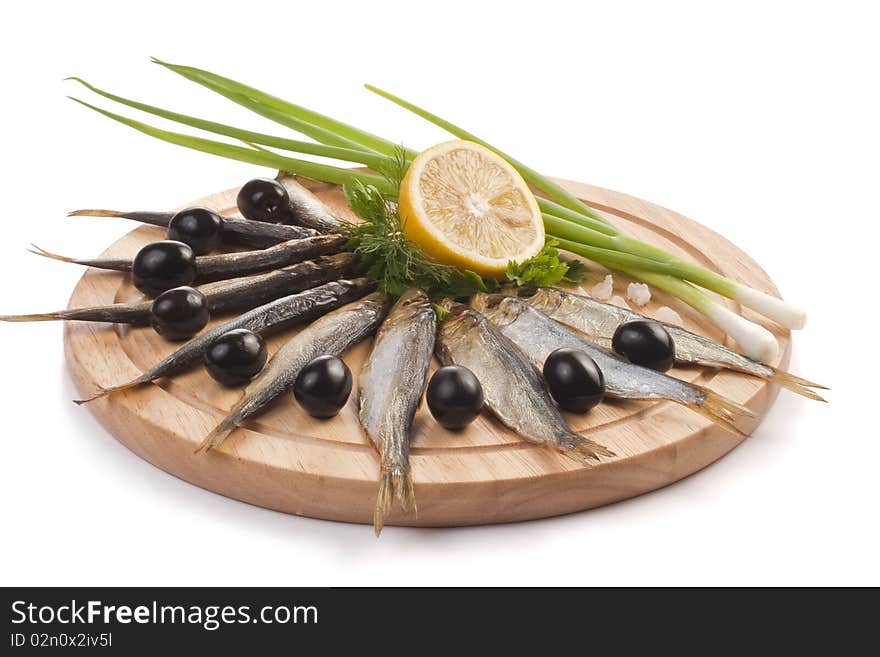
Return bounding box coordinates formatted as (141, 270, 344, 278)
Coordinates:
(1, 1, 876, 586)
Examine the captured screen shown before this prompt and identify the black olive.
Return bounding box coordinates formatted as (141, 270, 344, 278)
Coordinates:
(149, 286, 210, 341)
(131, 240, 196, 297)
(236, 178, 290, 223)
(204, 329, 268, 386)
(293, 355, 352, 418)
(167, 207, 223, 255)
(612, 319, 675, 372)
(543, 348, 606, 413)
(426, 365, 484, 430)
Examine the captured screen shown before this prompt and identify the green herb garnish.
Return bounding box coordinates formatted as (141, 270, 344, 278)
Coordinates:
(344, 160, 584, 300)
(506, 240, 587, 287)
(432, 303, 450, 322)
(343, 181, 491, 300)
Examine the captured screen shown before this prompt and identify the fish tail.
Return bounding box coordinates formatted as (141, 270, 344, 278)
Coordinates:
(0, 311, 64, 322)
(194, 419, 237, 454)
(69, 209, 173, 229)
(28, 244, 81, 264)
(561, 433, 615, 464)
(73, 377, 145, 404)
(692, 390, 756, 436)
(769, 368, 829, 400)
(67, 209, 124, 218)
(373, 468, 417, 536)
(374, 475, 392, 536)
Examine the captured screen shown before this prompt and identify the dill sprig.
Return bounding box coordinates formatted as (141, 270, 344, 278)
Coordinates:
(342, 181, 491, 300)
(375, 143, 409, 191)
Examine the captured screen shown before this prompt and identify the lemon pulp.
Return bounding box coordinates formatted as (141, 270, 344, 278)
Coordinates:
(398, 140, 544, 278)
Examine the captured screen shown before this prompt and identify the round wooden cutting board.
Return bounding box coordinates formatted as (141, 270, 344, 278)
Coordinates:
(64, 178, 790, 527)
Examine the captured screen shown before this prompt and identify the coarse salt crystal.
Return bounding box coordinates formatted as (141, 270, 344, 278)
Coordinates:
(626, 282, 652, 306)
(590, 274, 614, 300)
(654, 306, 684, 326)
(608, 295, 630, 309)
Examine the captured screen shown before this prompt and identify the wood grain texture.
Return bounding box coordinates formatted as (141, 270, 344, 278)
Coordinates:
(63, 179, 790, 527)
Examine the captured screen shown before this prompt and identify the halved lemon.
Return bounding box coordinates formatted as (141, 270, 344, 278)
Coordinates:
(398, 140, 545, 278)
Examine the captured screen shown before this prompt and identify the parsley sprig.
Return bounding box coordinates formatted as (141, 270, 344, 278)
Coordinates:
(506, 239, 587, 287)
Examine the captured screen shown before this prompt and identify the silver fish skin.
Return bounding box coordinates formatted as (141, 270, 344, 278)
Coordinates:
(472, 295, 753, 435)
(68, 209, 319, 247)
(1, 253, 355, 325)
(195, 234, 346, 281)
(32, 234, 348, 284)
(193, 253, 355, 315)
(276, 174, 349, 234)
(520, 287, 825, 400)
(436, 301, 613, 463)
(359, 290, 436, 534)
(198, 292, 391, 452)
(75, 278, 376, 403)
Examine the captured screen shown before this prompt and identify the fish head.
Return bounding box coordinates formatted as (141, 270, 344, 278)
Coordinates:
(518, 287, 564, 314)
(437, 298, 469, 321)
(477, 295, 527, 329)
(378, 290, 432, 338)
(335, 277, 379, 297)
(396, 288, 430, 308)
(469, 292, 507, 314)
(363, 290, 393, 310)
(435, 301, 479, 365)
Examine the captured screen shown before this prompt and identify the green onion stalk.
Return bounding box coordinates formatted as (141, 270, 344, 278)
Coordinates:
(550, 238, 780, 361)
(361, 84, 805, 334)
(66, 60, 804, 360)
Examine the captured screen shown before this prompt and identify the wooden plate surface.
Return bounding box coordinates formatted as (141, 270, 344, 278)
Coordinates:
(64, 179, 789, 527)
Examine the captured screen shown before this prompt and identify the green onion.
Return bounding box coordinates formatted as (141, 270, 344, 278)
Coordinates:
(67, 78, 392, 171)
(615, 269, 780, 363)
(151, 58, 418, 160)
(69, 97, 397, 195)
(364, 84, 610, 227)
(549, 236, 779, 360)
(536, 197, 619, 236)
(545, 217, 738, 295)
(67, 60, 806, 343)
(365, 84, 805, 330)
